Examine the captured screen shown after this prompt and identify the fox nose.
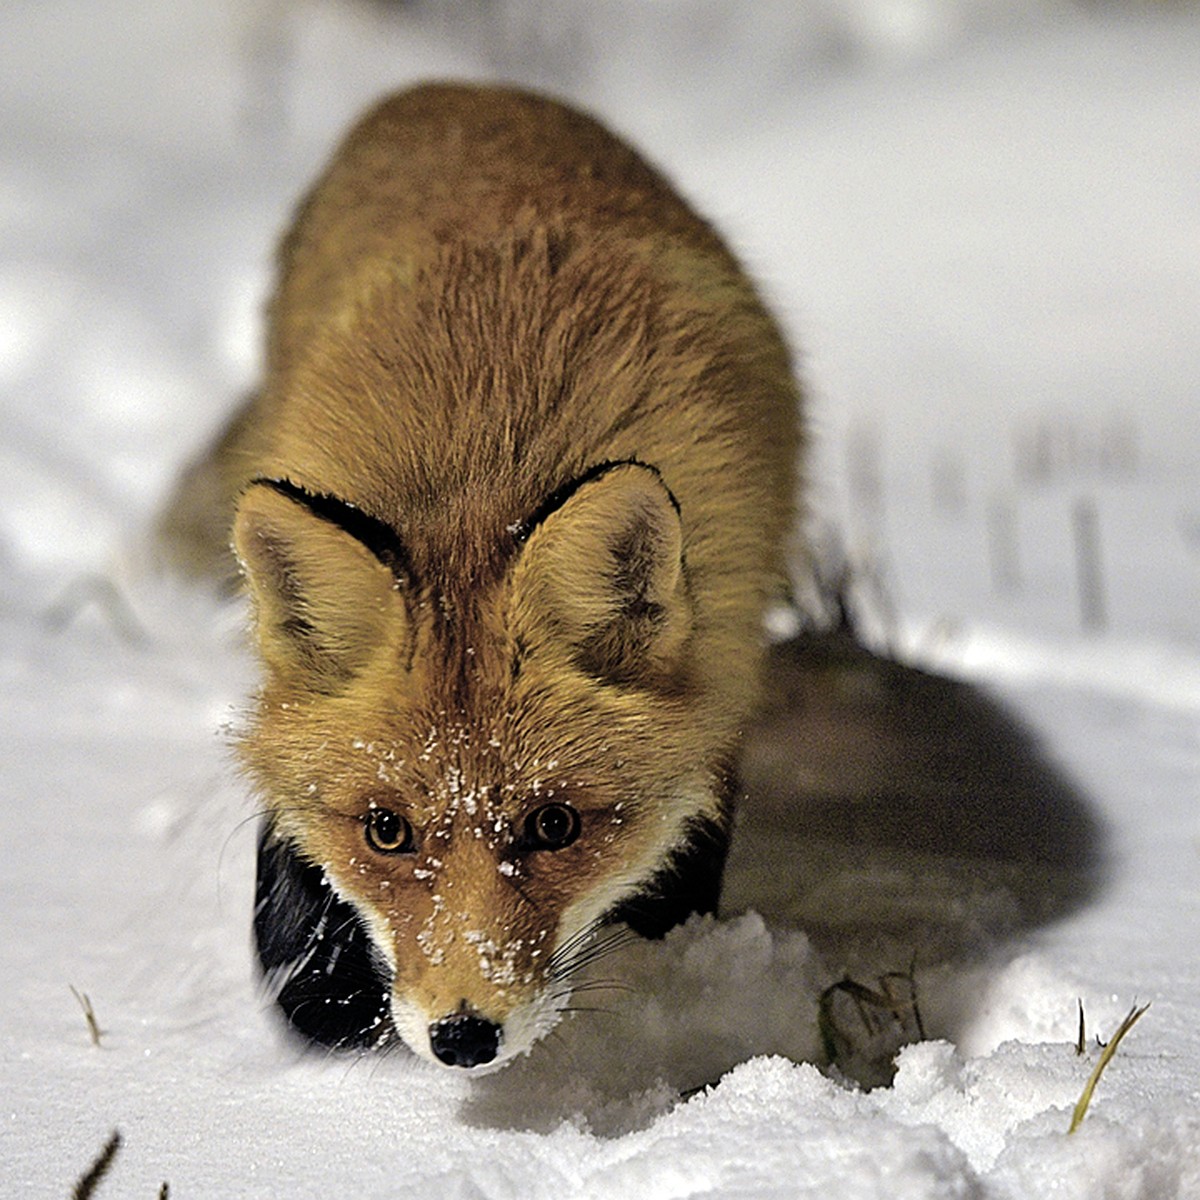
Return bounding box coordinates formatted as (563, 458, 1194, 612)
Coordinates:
(429, 1013, 501, 1068)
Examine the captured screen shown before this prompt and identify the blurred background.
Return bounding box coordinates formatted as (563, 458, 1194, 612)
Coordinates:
(2, 11, 1198, 1178)
(2, 0, 1197, 654)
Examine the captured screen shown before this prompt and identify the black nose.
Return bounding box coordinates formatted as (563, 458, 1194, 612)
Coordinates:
(429, 1013, 501, 1068)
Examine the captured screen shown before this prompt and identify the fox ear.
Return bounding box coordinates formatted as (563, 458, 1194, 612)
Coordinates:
(233, 482, 407, 689)
(510, 462, 691, 683)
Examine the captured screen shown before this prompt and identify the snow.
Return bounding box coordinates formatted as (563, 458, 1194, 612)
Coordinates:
(2, 1, 1198, 1196)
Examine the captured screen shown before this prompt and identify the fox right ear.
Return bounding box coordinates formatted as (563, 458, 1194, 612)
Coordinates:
(232, 482, 408, 690)
(509, 462, 691, 684)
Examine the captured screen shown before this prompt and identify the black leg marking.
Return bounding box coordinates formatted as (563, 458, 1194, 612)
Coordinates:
(254, 824, 393, 1050)
(608, 808, 733, 940)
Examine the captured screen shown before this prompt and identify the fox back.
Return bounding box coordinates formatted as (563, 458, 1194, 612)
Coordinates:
(185, 84, 800, 1068)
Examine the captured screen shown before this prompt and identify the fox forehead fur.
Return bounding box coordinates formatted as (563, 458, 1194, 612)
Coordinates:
(198, 82, 800, 1068)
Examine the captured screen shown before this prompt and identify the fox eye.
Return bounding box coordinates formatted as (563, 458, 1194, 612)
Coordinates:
(521, 803, 580, 851)
(364, 807, 415, 854)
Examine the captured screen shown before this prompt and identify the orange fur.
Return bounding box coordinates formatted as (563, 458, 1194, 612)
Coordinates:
(182, 83, 801, 1067)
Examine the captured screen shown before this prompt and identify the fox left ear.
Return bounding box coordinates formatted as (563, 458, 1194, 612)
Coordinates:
(510, 462, 691, 683)
(232, 481, 408, 690)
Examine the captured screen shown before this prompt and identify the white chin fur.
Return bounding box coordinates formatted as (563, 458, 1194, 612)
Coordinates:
(390, 989, 566, 1073)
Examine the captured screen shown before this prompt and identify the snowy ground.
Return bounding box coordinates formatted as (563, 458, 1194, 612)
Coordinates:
(2, 1, 1198, 1196)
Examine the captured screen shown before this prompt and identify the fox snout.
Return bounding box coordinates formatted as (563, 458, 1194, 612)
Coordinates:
(428, 1012, 501, 1069)
(254, 828, 559, 1066)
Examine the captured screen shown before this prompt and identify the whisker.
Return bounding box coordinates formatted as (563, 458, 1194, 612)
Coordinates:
(336, 1046, 371, 1079)
(552, 913, 618, 955)
(361, 1040, 404, 1083)
(550, 928, 641, 981)
(541, 1026, 578, 1075)
(572, 928, 641, 962)
(215, 807, 270, 910)
(220, 807, 267, 852)
(551, 952, 630, 984)
(550, 978, 633, 998)
(548, 921, 628, 969)
(546, 918, 606, 971)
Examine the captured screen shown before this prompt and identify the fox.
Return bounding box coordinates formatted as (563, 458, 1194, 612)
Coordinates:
(163, 82, 801, 1070)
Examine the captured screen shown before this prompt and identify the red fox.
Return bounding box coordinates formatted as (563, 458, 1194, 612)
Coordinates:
(166, 83, 801, 1069)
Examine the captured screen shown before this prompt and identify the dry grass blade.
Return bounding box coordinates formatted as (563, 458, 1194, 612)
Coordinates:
(71, 1130, 122, 1199)
(1068, 1002, 1150, 1134)
(70, 985, 103, 1047)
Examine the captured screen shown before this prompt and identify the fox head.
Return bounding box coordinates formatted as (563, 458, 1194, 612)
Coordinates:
(233, 461, 731, 1070)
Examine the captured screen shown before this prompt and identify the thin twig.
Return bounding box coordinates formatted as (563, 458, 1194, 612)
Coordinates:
(1068, 1003, 1150, 1134)
(45, 575, 150, 646)
(70, 985, 103, 1047)
(71, 1130, 122, 1199)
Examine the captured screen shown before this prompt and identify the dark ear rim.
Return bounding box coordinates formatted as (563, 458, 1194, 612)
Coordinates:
(509, 459, 681, 547)
(234, 479, 418, 686)
(243, 477, 415, 587)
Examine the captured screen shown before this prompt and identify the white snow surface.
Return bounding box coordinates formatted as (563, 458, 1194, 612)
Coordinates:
(2, 1, 1199, 1196)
